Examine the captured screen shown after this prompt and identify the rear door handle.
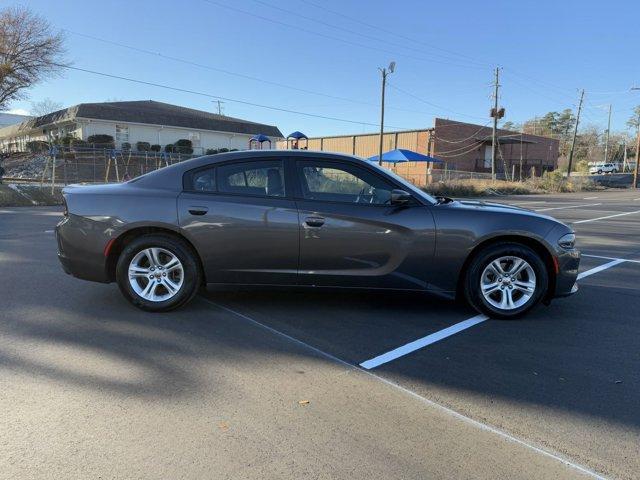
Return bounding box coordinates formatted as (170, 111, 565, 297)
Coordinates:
(188, 206, 208, 216)
(304, 216, 325, 227)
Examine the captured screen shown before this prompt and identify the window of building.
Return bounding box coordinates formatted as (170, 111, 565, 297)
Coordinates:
(188, 132, 201, 148)
(115, 124, 129, 143)
(483, 145, 492, 168)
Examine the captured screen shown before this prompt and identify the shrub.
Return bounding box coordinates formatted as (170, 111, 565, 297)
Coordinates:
(121, 142, 131, 151)
(70, 139, 89, 150)
(205, 148, 219, 155)
(87, 134, 115, 149)
(218, 147, 229, 153)
(164, 144, 175, 153)
(136, 141, 151, 152)
(229, 148, 238, 152)
(57, 135, 76, 146)
(26, 140, 49, 153)
(174, 138, 193, 154)
(150, 144, 161, 152)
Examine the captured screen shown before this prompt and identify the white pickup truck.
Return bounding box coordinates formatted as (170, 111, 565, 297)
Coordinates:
(589, 163, 618, 174)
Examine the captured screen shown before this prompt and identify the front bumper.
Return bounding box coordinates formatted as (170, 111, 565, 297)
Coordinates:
(553, 247, 580, 298)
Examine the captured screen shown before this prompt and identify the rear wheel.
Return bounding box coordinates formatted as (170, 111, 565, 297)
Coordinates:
(116, 234, 201, 312)
(464, 243, 548, 319)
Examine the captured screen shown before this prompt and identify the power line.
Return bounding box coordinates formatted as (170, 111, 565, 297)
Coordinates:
(432, 122, 492, 143)
(297, 0, 490, 66)
(387, 83, 487, 121)
(64, 29, 470, 119)
(201, 0, 487, 69)
(37, 60, 412, 129)
(250, 0, 488, 67)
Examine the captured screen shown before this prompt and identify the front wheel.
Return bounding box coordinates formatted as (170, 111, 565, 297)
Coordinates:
(464, 243, 548, 319)
(116, 234, 202, 312)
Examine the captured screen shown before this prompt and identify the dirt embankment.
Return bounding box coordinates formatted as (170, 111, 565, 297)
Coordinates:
(0, 183, 63, 207)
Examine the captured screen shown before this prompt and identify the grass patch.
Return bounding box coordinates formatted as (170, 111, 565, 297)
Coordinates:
(423, 172, 600, 198)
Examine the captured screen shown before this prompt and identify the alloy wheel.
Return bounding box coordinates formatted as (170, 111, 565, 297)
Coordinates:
(480, 256, 537, 311)
(128, 247, 184, 302)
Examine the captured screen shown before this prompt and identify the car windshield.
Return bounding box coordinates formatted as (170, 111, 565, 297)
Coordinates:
(367, 161, 437, 204)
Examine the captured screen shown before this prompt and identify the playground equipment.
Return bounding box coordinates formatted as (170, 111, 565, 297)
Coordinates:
(286, 131, 308, 149)
(248, 134, 272, 150)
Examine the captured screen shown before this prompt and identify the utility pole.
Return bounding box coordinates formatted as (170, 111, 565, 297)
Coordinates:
(566, 89, 585, 178)
(213, 100, 225, 115)
(631, 87, 640, 188)
(490, 67, 500, 180)
(604, 104, 612, 163)
(635, 123, 640, 188)
(378, 61, 395, 166)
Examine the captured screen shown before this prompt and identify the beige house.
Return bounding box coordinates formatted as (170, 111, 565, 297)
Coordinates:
(0, 100, 283, 154)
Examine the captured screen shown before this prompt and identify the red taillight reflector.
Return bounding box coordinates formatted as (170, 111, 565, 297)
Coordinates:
(552, 256, 559, 274)
(103, 238, 116, 257)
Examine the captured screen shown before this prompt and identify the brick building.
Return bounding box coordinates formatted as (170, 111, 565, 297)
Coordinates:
(276, 118, 559, 183)
(432, 118, 559, 178)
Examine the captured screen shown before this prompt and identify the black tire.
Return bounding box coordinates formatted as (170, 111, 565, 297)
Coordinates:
(116, 234, 202, 312)
(464, 242, 548, 320)
(597, 170, 603, 174)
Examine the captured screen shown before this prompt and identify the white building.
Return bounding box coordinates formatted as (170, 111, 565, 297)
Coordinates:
(0, 100, 283, 154)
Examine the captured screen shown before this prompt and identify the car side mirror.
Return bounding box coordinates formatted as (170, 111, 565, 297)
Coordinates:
(390, 189, 412, 205)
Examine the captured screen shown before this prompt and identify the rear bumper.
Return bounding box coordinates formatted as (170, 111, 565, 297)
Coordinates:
(56, 215, 111, 283)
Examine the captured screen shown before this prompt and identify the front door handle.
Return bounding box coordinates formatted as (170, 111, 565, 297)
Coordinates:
(304, 216, 325, 227)
(188, 206, 208, 216)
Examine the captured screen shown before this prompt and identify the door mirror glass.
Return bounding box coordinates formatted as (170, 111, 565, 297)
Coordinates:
(390, 189, 411, 205)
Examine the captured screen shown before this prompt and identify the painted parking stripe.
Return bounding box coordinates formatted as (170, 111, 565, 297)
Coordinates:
(359, 314, 488, 370)
(583, 253, 640, 265)
(573, 209, 640, 224)
(577, 259, 626, 280)
(201, 298, 606, 480)
(535, 203, 601, 212)
(583, 196, 599, 200)
(360, 258, 630, 371)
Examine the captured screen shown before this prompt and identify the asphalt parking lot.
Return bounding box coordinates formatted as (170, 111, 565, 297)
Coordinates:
(1, 189, 639, 479)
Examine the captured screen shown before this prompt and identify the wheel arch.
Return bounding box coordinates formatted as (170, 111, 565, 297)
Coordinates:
(456, 234, 556, 301)
(106, 226, 205, 284)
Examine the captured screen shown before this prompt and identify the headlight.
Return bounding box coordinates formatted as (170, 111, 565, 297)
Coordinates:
(558, 233, 575, 249)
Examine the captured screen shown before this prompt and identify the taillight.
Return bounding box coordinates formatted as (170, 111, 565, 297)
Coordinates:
(62, 196, 68, 216)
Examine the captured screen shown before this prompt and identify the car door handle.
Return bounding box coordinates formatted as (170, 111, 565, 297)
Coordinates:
(188, 206, 208, 216)
(304, 216, 325, 227)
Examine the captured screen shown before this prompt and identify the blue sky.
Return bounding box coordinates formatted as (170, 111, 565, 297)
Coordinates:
(4, 0, 640, 136)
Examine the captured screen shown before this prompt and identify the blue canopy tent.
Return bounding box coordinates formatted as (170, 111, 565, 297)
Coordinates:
(367, 148, 443, 163)
(248, 134, 272, 150)
(286, 131, 308, 149)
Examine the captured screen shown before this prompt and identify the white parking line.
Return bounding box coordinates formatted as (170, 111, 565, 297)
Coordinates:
(360, 315, 488, 370)
(583, 196, 599, 200)
(200, 298, 606, 480)
(360, 257, 631, 371)
(535, 203, 601, 212)
(573, 209, 640, 224)
(577, 259, 626, 280)
(583, 253, 640, 265)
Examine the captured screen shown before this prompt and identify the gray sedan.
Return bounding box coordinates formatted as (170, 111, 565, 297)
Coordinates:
(56, 150, 580, 319)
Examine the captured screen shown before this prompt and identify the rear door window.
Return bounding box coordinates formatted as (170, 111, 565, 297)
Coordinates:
(217, 160, 286, 197)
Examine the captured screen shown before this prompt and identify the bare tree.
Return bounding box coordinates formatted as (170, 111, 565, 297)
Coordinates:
(30, 97, 63, 116)
(0, 6, 66, 111)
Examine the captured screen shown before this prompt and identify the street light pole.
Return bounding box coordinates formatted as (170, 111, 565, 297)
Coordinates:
(378, 61, 395, 166)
